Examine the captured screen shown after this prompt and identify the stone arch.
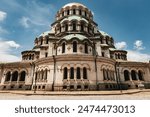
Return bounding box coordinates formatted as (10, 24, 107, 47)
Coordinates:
(124, 70, 130, 81)
(5, 71, 11, 82)
(12, 71, 18, 81)
(131, 70, 137, 80)
(20, 71, 26, 81)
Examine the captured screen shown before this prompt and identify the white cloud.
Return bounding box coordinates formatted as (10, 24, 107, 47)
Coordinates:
(127, 50, 150, 62)
(115, 41, 150, 62)
(0, 39, 21, 62)
(19, 16, 31, 28)
(115, 41, 127, 50)
(134, 40, 145, 50)
(0, 11, 7, 22)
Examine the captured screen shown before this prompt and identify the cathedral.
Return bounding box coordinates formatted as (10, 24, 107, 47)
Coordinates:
(0, 3, 150, 91)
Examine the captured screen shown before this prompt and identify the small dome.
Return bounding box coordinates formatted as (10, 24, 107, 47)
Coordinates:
(62, 2, 87, 8)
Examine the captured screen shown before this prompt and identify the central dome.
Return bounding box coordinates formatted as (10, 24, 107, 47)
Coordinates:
(62, 2, 87, 8)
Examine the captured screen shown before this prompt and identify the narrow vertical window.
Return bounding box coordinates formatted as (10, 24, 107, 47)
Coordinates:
(72, 22, 76, 31)
(79, 9, 82, 15)
(73, 41, 77, 52)
(77, 67, 81, 79)
(65, 24, 68, 31)
(63, 67, 68, 79)
(62, 42, 65, 53)
(83, 67, 87, 79)
(84, 42, 88, 53)
(20, 71, 26, 81)
(67, 10, 69, 15)
(73, 9, 76, 14)
(70, 67, 74, 79)
(81, 24, 84, 31)
(45, 52, 48, 57)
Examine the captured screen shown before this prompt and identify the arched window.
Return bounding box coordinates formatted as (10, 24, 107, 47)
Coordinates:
(77, 67, 81, 79)
(124, 70, 130, 81)
(12, 71, 18, 81)
(29, 54, 32, 60)
(67, 10, 70, 15)
(131, 70, 137, 80)
(73, 41, 77, 52)
(72, 21, 76, 31)
(59, 26, 61, 32)
(62, 42, 65, 53)
(106, 70, 109, 80)
(63, 67, 68, 79)
(73, 9, 76, 14)
(44, 69, 48, 80)
(46, 38, 48, 44)
(70, 67, 74, 79)
(103, 69, 107, 80)
(138, 70, 144, 81)
(83, 67, 87, 79)
(79, 9, 82, 15)
(62, 11, 64, 16)
(81, 24, 84, 31)
(5, 71, 11, 81)
(85, 11, 87, 17)
(35, 72, 37, 80)
(65, 24, 68, 31)
(41, 70, 44, 80)
(20, 71, 26, 81)
(40, 39, 43, 45)
(84, 42, 88, 53)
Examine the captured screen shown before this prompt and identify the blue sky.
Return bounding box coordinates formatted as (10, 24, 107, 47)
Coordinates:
(0, 0, 150, 62)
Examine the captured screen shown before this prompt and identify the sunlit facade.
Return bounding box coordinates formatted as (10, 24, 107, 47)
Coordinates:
(0, 3, 150, 91)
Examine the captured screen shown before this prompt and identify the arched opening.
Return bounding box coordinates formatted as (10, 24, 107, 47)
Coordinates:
(79, 9, 82, 15)
(83, 67, 87, 79)
(103, 69, 107, 80)
(67, 10, 70, 15)
(81, 23, 84, 31)
(65, 24, 68, 31)
(72, 21, 76, 31)
(138, 70, 144, 81)
(20, 71, 26, 81)
(84, 42, 88, 53)
(12, 71, 18, 81)
(62, 42, 65, 53)
(73, 9, 76, 14)
(84, 11, 87, 17)
(44, 69, 48, 80)
(40, 39, 43, 45)
(41, 70, 44, 80)
(5, 71, 11, 81)
(124, 70, 130, 81)
(29, 54, 32, 60)
(73, 41, 77, 52)
(70, 67, 74, 79)
(106, 70, 109, 80)
(131, 70, 137, 80)
(76, 67, 81, 79)
(63, 67, 68, 79)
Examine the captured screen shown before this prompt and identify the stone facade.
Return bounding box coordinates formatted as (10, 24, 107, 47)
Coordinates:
(0, 3, 150, 91)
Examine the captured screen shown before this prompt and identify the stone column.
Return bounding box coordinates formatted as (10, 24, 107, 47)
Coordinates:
(17, 73, 21, 84)
(136, 72, 140, 81)
(81, 68, 83, 80)
(129, 72, 132, 81)
(74, 69, 77, 81)
(9, 72, 13, 84)
(67, 69, 70, 80)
